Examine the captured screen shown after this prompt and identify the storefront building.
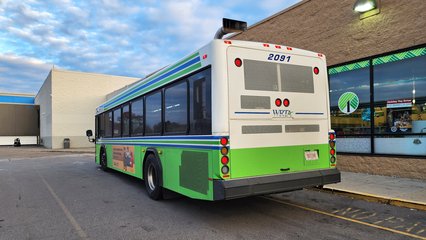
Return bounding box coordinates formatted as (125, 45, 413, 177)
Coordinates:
(231, 0, 426, 178)
(329, 46, 426, 156)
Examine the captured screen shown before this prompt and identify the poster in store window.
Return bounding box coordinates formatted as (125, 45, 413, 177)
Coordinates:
(386, 99, 412, 133)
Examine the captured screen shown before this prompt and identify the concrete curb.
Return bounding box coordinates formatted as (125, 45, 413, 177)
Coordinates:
(46, 151, 95, 154)
(0, 154, 94, 162)
(317, 187, 426, 211)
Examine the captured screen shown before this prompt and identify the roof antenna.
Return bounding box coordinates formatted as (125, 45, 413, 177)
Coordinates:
(214, 18, 247, 39)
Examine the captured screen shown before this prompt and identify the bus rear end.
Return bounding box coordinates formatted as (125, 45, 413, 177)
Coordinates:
(213, 42, 340, 200)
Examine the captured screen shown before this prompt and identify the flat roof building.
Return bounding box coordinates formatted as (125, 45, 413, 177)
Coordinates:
(35, 68, 139, 149)
(0, 92, 38, 146)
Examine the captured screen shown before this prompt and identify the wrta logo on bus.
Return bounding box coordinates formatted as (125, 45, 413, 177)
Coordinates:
(272, 109, 293, 118)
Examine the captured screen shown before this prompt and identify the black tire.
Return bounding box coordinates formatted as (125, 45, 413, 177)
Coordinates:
(100, 148, 108, 171)
(143, 154, 163, 200)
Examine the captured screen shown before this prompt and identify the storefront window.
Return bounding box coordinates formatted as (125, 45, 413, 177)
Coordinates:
(373, 53, 426, 155)
(328, 46, 426, 156)
(329, 61, 371, 153)
(373, 55, 426, 134)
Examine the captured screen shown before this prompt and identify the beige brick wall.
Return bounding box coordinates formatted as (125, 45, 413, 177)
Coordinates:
(232, 0, 426, 66)
(338, 155, 426, 180)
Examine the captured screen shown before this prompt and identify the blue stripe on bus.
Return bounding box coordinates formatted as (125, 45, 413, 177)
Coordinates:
(96, 142, 221, 150)
(234, 111, 270, 115)
(98, 135, 224, 141)
(295, 112, 324, 115)
(102, 56, 201, 109)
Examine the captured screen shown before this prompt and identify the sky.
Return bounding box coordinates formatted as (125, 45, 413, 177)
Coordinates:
(0, 0, 300, 94)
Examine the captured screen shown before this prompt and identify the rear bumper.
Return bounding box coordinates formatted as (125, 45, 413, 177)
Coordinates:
(213, 168, 340, 200)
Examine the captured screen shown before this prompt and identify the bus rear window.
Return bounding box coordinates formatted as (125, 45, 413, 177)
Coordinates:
(243, 60, 314, 93)
(280, 64, 314, 93)
(244, 60, 278, 91)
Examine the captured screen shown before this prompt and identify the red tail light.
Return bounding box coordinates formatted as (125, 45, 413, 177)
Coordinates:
(313, 67, 319, 75)
(221, 156, 229, 165)
(330, 149, 336, 155)
(329, 133, 335, 140)
(283, 98, 290, 107)
(234, 58, 242, 67)
(220, 137, 228, 146)
(275, 98, 282, 107)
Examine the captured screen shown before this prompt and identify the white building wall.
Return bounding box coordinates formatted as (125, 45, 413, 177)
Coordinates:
(35, 72, 53, 148)
(36, 68, 139, 149)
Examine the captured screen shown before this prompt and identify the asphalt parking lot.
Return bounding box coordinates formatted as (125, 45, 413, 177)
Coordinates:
(0, 150, 425, 240)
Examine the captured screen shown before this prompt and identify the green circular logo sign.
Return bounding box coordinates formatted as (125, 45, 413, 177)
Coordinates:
(338, 92, 359, 114)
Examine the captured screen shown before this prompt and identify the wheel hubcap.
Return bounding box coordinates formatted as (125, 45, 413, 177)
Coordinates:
(147, 164, 156, 191)
(101, 153, 106, 166)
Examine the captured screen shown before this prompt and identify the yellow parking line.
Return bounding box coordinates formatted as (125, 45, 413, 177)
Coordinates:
(262, 196, 426, 240)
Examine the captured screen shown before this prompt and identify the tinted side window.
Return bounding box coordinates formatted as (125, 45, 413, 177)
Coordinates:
(99, 113, 105, 137)
(165, 81, 188, 134)
(189, 68, 211, 134)
(105, 111, 113, 137)
(131, 98, 144, 136)
(122, 104, 130, 137)
(95, 115, 99, 138)
(113, 108, 121, 137)
(145, 91, 162, 135)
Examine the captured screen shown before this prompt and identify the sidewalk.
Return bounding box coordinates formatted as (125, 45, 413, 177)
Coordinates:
(0, 146, 94, 159)
(48, 147, 95, 153)
(323, 171, 426, 211)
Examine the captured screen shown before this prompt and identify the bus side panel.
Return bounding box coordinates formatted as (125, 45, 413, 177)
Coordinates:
(103, 144, 144, 179)
(96, 140, 219, 200)
(160, 147, 216, 201)
(95, 143, 101, 164)
(229, 144, 330, 179)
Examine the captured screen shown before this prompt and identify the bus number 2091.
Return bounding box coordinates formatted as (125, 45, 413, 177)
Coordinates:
(267, 54, 291, 62)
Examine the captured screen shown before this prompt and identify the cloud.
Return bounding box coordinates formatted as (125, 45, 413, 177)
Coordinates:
(0, 0, 301, 94)
(0, 54, 52, 93)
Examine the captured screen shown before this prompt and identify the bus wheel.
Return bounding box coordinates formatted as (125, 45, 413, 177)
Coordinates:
(100, 149, 108, 171)
(144, 154, 163, 200)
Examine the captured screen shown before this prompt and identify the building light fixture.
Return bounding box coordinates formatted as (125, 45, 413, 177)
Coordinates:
(353, 0, 376, 12)
(353, 0, 380, 19)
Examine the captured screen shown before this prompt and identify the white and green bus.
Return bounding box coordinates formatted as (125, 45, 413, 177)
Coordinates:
(87, 19, 340, 201)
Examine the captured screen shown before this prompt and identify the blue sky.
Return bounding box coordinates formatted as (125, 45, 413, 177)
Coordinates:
(0, 0, 300, 94)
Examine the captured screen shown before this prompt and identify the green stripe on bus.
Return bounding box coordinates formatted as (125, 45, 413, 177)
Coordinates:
(104, 52, 200, 108)
(104, 62, 202, 111)
(148, 52, 200, 80)
(99, 139, 217, 145)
